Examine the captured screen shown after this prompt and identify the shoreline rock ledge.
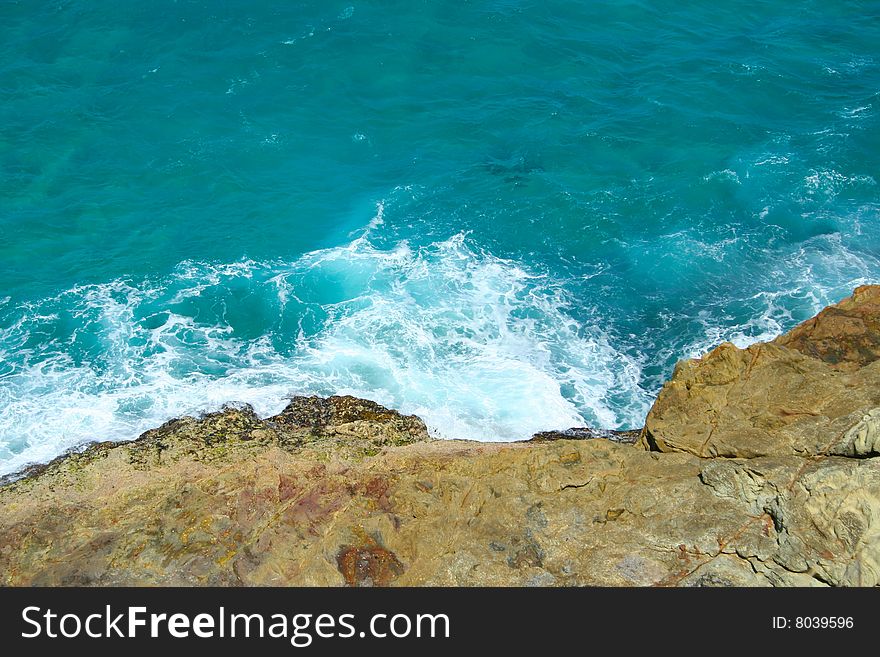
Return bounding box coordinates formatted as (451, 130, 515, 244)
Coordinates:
(1, 286, 879, 587)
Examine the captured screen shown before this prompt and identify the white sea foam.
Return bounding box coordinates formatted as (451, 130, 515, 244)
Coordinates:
(3, 201, 877, 477)
(754, 155, 790, 167)
(0, 209, 652, 476)
(703, 169, 742, 184)
(684, 233, 879, 358)
(801, 168, 876, 202)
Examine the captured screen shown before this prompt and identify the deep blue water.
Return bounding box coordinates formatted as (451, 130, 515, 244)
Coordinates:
(1, 0, 879, 474)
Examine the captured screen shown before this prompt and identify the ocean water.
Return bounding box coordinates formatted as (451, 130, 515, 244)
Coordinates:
(1, 1, 879, 475)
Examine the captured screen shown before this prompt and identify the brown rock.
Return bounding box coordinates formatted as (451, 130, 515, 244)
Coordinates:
(336, 533, 405, 587)
(2, 405, 878, 586)
(270, 395, 429, 449)
(529, 427, 640, 444)
(1, 288, 879, 587)
(641, 286, 880, 458)
(774, 285, 880, 370)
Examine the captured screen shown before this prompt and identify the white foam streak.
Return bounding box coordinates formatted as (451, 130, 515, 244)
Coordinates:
(0, 220, 650, 475)
(5, 211, 874, 476)
(685, 233, 879, 358)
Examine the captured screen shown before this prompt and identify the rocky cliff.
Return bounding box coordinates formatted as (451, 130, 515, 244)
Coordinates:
(1, 287, 878, 586)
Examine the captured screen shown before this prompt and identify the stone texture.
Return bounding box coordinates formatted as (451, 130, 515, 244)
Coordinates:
(641, 286, 880, 458)
(2, 414, 877, 586)
(529, 427, 640, 444)
(774, 285, 880, 370)
(1, 288, 879, 587)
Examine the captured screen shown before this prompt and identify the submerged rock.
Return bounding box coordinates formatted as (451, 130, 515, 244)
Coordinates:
(0, 287, 878, 586)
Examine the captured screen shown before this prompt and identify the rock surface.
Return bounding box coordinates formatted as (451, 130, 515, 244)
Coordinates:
(641, 286, 880, 458)
(1, 288, 879, 587)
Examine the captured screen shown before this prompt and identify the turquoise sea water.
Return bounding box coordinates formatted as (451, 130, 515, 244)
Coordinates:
(1, 1, 879, 474)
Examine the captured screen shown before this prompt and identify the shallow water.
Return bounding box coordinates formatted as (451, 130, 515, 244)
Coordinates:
(1, 1, 878, 474)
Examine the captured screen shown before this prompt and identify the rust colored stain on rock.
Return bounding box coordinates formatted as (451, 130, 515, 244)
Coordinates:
(336, 543, 404, 587)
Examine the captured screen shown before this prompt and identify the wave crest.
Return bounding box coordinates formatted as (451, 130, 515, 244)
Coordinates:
(0, 218, 650, 475)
